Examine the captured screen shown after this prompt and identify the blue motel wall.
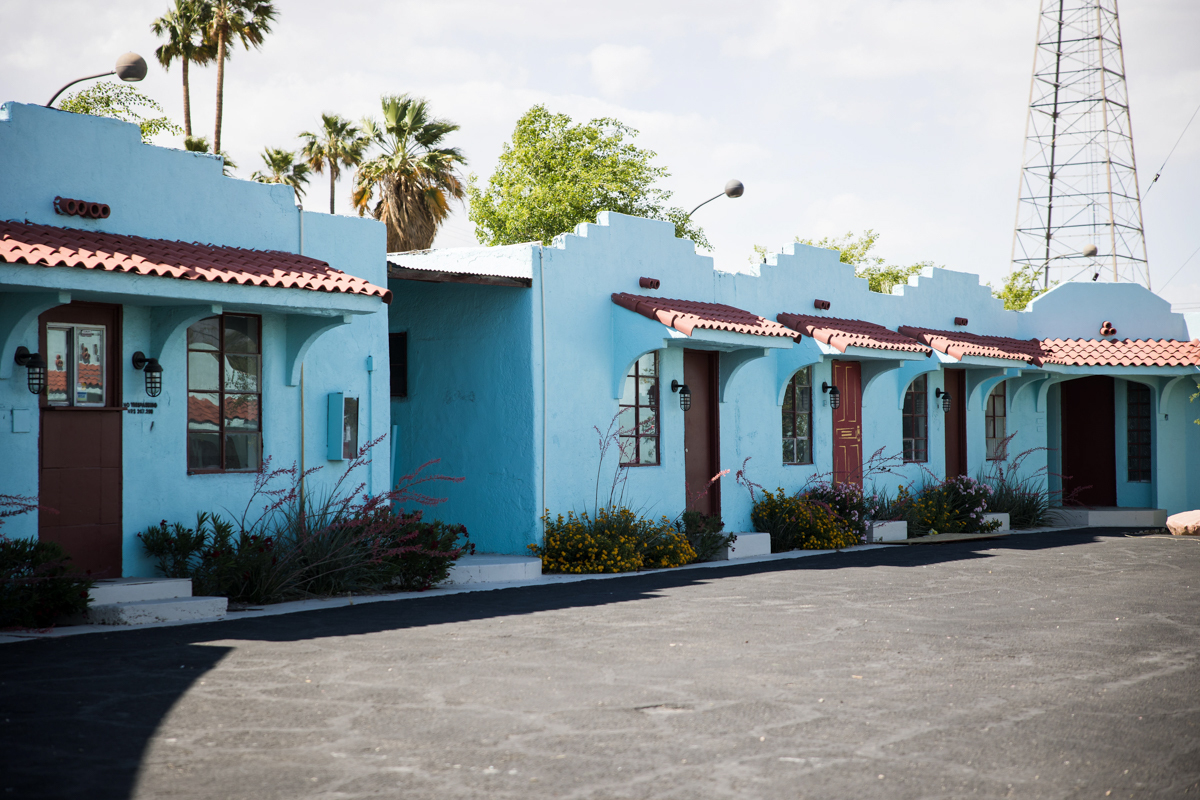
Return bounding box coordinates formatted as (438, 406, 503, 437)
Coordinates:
(389, 212, 1200, 554)
(0, 102, 391, 577)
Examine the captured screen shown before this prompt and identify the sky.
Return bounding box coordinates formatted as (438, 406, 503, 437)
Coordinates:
(2, 0, 1198, 310)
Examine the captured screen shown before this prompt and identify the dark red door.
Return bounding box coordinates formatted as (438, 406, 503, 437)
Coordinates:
(944, 369, 967, 477)
(1060, 375, 1117, 506)
(683, 350, 720, 517)
(39, 303, 123, 577)
(831, 360, 863, 486)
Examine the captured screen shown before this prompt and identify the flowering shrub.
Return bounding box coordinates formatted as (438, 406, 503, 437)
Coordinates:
(750, 489, 862, 552)
(798, 481, 871, 541)
(674, 510, 737, 563)
(977, 435, 1052, 528)
(531, 507, 696, 574)
(898, 475, 1002, 536)
(139, 439, 470, 603)
(0, 536, 93, 629)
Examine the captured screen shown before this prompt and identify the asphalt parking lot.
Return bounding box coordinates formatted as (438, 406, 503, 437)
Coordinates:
(2, 528, 1198, 799)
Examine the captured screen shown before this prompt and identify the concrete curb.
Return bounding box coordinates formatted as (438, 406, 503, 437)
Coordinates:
(0, 525, 1097, 643)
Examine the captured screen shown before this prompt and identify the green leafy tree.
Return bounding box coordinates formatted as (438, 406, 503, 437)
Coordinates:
(57, 81, 182, 144)
(251, 147, 310, 198)
(353, 95, 467, 252)
(151, 0, 217, 138)
(300, 114, 370, 214)
(756, 230, 937, 294)
(202, 0, 278, 155)
(991, 263, 1054, 311)
(468, 105, 708, 248)
(184, 135, 237, 176)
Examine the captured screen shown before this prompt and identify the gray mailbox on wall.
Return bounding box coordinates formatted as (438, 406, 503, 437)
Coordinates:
(327, 392, 360, 461)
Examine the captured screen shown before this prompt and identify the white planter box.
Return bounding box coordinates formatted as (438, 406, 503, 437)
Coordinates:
(983, 512, 1010, 531)
(718, 532, 771, 560)
(869, 520, 908, 542)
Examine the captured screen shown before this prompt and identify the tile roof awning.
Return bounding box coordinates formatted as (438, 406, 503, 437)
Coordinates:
(1041, 338, 1200, 367)
(0, 220, 391, 304)
(779, 313, 931, 356)
(897, 326, 1046, 365)
(613, 293, 798, 339)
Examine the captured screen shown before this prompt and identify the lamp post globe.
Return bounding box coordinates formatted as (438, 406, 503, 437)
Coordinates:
(115, 53, 148, 82)
(724, 179, 744, 198)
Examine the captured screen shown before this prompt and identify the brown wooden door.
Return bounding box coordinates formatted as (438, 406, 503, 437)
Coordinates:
(831, 360, 863, 486)
(944, 368, 967, 478)
(39, 303, 123, 577)
(1060, 375, 1117, 506)
(683, 350, 720, 517)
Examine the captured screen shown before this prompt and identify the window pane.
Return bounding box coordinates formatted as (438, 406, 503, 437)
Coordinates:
(797, 439, 811, 464)
(795, 367, 811, 387)
(796, 413, 810, 438)
(995, 418, 1006, 440)
(188, 392, 220, 431)
(187, 317, 220, 351)
(913, 375, 926, 392)
(620, 375, 636, 405)
(914, 393, 926, 415)
(903, 417, 913, 439)
(638, 436, 657, 465)
(783, 438, 796, 464)
(915, 440, 927, 462)
(782, 413, 794, 439)
(638, 376, 656, 406)
(903, 391, 913, 415)
(782, 383, 795, 416)
(225, 354, 260, 392)
(914, 416, 926, 439)
(188, 432, 221, 470)
(618, 436, 636, 464)
(224, 315, 259, 354)
(798, 386, 811, 413)
(637, 353, 656, 377)
(46, 326, 71, 405)
(188, 351, 220, 391)
(617, 406, 637, 436)
(75, 327, 105, 405)
(903, 440, 913, 461)
(638, 408, 658, 436)
(225, 433, 261, 471)
(224, 394, 260, 430)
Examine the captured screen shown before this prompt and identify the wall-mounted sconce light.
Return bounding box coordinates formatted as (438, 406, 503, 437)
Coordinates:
(132, 351, 163, 397)
(671, 379, 692, 412)
(935, 387, 952, 412)
(14, 346, 47, 395)
(822, 381, 841, 409)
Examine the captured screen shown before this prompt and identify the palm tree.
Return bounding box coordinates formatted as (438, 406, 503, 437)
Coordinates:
(151, 0, 216, 138)
(353, 95, 467, 252)
(300, 114, 369, 215)
(251, 148, 311, 198)
(184, 135, 237, 177)
(203, 0, 278, 155)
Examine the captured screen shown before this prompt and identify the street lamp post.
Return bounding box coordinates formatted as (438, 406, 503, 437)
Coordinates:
(687, 179, 744, 218)
(46, 53, 148, 108)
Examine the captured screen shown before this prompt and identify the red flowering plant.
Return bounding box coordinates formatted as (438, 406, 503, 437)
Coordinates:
(139, 437, 471, 604)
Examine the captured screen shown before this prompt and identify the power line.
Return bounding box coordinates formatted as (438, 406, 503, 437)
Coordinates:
(1158, 243, 1200, 292)
(1144, 99, 1200, 197)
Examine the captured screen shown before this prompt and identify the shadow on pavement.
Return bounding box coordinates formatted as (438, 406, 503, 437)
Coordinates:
(0, 526, 1156, 799)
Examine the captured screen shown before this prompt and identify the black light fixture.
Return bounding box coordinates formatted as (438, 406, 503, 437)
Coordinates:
(14, 346, 47, 395)
(132, 351, 163, 397)
(822, 381, 841, 409)
(46, 52, 148, 107)
(671, 379, 692, 412)
(935, 387, 952, 412)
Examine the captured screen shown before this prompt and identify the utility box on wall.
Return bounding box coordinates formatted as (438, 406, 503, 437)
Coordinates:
(327, 392, 360, 461)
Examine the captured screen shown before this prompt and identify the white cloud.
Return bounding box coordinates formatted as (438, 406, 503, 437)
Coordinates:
(589, 44, 657, 100)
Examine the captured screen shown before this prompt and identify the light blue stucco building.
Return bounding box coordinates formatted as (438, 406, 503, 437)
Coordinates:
(388, 212, 1200, 554)
(0, 103, 391, 578)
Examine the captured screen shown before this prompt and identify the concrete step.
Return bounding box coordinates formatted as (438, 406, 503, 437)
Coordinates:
(89, 577, 193, 605)
(718, 532, 772, 559)
(1048, 507, 1168, 528)
(447, 555, 542, 585)
(868, 520, 908, 543)
(87, 596, 227, 626)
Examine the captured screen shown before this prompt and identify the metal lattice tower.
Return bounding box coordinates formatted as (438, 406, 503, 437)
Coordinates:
(1011, 0, 1149, 289)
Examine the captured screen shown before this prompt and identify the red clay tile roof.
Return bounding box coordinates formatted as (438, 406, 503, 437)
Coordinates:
(898, 326, 1046, 365)
(1040, 338, 1200, 367)
(613, 293, 797, 338)
(0, 220, 391, 304)
(780, 314, 931, 355)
